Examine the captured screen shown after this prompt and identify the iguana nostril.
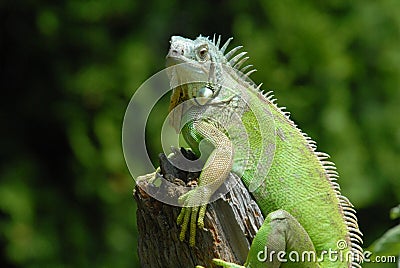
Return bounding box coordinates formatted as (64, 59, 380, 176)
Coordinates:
(170, 49, 184, 56)
(172, 46, 185, 54)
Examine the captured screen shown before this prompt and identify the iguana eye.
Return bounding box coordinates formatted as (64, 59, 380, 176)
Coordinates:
(197, 45, 209, 62)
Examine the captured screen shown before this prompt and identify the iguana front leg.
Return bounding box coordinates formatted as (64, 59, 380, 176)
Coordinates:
(177, 120, 233, 246)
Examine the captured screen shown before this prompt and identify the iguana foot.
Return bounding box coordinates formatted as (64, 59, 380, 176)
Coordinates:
(177, 187, 209, 246)
(135, 167, 162, 184)
(195, 259, 244, 268)
(212, 258, 245, 268)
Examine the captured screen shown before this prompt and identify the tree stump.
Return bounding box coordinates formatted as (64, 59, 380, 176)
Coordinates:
(134, 149, 264, 268)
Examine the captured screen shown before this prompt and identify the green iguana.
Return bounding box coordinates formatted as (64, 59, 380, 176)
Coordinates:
(162, 35, 363, 267)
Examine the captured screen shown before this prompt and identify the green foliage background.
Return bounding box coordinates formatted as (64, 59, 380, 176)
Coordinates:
(1, 0, 399, 267)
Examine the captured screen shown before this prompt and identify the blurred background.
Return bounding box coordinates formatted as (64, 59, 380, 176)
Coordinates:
(1, 0, 399, 267)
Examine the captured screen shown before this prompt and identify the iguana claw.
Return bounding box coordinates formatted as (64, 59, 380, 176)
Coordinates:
(195, 259, 244, 268)
(177, 188, 209, 246)
(212, 259, 245, 268)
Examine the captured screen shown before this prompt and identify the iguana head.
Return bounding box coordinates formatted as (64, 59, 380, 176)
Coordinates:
(166, 35, 254, 131)
(166, 35, 225, 67)
(166, 36, 226, 107)
(166, 35, 254, 101)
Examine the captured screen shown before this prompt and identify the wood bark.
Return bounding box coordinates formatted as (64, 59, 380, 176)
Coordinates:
(134, 149, 264, 268)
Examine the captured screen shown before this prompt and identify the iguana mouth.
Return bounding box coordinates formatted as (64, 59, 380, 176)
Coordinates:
(165, 50, 186, 67)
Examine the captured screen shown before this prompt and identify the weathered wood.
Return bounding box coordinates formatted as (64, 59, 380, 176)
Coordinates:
(134, 149, 264, 268)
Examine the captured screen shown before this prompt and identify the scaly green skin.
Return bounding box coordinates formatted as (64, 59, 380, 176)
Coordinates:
(165, 35, 363, 268)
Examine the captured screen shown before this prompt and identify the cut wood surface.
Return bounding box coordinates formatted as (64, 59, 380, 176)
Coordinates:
(134, 149, 264, 268)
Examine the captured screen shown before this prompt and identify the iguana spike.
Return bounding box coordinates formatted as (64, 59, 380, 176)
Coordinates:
(344, 216, 358, 226)
(351, 234, 363, 249)
(244, 69, 257, 77)
(225, 45, 243, 60)
(212, 34, 216, 44)
(215, 35, 221, 48)
(344, 209, 357, 217)
(264, 90, 273, 98)
(233, 56, 249, 69)
(220, 37, 233, 54)
(348, 227, 363, 238)
(240, 64, 253, 73)
(229, 51, 248, 67)
(315, 152, 330, 160)
(350, 235, 363, 244)
(327, 171, 339, 177)
(343, 208, 357, 215)
(321, 161, 335, 166)
(339, 195, 352, 205)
